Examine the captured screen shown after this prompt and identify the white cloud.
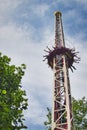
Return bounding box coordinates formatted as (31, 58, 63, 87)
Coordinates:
(0, 0, 24, 23)
(31, 3, 49, 17)
(0, 0, 23, 13)
(25, 95, 47, 125)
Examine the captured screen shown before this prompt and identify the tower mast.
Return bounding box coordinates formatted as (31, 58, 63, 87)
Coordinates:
(44, 11, 80, 130)
(52, 11, 73, 130)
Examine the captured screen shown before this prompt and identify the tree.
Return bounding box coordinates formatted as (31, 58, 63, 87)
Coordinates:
(44, 107, 51, 130)
(73, 97, 87, 130)
(0, 53, 28, 129)
(44, 97, 87, 130)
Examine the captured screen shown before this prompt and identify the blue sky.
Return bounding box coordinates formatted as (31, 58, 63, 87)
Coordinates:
(0, 0, 87, 130)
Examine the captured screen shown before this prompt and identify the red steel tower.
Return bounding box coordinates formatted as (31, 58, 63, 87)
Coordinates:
(44, 11, 80, 130)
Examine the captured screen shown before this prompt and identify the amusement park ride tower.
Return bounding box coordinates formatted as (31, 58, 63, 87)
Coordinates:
(44, 11, 80, 130)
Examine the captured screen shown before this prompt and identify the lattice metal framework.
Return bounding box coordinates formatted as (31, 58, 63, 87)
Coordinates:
(44, 11, 80, 130)
(52, 12, 73, 130)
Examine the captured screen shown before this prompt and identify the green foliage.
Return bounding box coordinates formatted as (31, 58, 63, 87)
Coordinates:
(0, 53, 28, 130)
(73, 97, 87, 130)
(44, 107, 51, 130)
(44, 97, 87, 130)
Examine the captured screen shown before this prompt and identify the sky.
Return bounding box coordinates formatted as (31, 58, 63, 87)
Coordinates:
(0, 0, 87, 130)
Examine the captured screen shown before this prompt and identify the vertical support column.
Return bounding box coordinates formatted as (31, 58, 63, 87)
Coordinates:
(63, 56, 72, 130)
